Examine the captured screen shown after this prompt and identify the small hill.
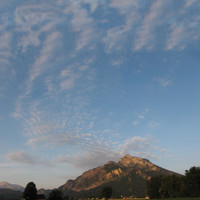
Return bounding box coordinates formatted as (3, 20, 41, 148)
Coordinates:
(60, 154, 181, 198)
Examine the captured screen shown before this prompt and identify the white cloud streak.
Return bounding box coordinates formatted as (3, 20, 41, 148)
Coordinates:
(148, 121, 161, 129)
(155, 78, 172, 87)
(121, 136, 150, 154)
(5, 151, 51, 166)
(134, 0, 166, 50)
(0, 31, 12, 75)
(15, 3, 60, 51)
(58, 135, 164, 169)
(26, 134, 81, 147)
(185, 0, 197, 7)
(133, 108, 149, 126)
(104, 0, 200, 52)
(63, 1, 97, 51)
(59, 150, 121, 169)
(104, 0, 139, 52)
(29, 31, 61, 83)
(83, 0, 99, 13)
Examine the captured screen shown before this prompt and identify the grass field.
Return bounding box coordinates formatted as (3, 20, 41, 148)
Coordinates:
(150, 199, 200, 200)
(149, 198, 200, 200)
(111, 198, 200, 200)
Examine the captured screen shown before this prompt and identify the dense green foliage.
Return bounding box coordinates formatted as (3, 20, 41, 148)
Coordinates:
(185, 167, 200, 197)
(147, 176, 163, 199)
(147, 166, 200, 199)
(48, 189, 63, 200)
(23, 182, 37, 200)
(100, 186, 113, 198)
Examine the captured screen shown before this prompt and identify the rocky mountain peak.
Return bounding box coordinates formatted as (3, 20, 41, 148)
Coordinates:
(60, 155, 179, 198)
(106, 161, 117, 165)
(118, 154, 151, 167)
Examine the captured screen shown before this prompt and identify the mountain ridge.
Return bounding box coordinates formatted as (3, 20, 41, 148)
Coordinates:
(60, 154, 181, 197)
(0, 182, 24, 192)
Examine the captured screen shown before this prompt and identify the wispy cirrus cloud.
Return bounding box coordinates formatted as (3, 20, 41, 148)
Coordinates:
(58, 149, 121, 169)
(60, 58, 95, 91)
(133, 108, 149, 126)
(4, 134, 165, 169)
(15, 3, 60, 51)
(63, 1, 97, 51)
(148, 121, 161, 129)
(26, 134, 81, 147)
(28, 31, 61, 83)
(134, 0, 167, 50)
(103, 0, 139, 52)
(57, 135, 165, 169)
(0, 31, 12, 75)
(155, 77, 172, 87)
(13, 1, 97, 121)
(185, 0, 198, 7)
(83, 0, 99, 13)
(5, 151, 51, 166)
(120, 136, 166, 160)
(121, 136, 150, 154)
(103, 0, 200, 52)
(60, 66, 82, 91)
(13, 30, 62, 117)
(0, 25, 15, 97)
(166, 21, 200, 50)
(13, 2, 64, 119)
(165, 1, 200, 50)
(17, 92, 96, 152)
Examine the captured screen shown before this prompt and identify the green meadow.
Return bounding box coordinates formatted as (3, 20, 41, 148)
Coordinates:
(147, 198, 200, 200)
(111, 198, 200, 200)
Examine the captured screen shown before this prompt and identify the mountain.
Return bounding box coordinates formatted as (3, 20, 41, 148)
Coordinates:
(0, 189, 22, 200)
(37, 188, 52, 197)
(0, 182, 24, 192)
(60, 155, 181, 198)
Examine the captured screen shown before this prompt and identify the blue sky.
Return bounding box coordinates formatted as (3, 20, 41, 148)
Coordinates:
(0, 0, 200, 189)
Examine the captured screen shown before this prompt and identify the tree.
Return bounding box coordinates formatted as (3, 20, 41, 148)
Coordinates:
(185, 166, 200, 197)
(147, 175, 185, 199)
(23, 182, 37, 200)
(48, 189, 63, 200)
(63, 196, 69, 200)
(159, 175, 174, 198)
(147, 176, 163, 199)
(159, 175, 184, 198)
(100, 186, 113, 199)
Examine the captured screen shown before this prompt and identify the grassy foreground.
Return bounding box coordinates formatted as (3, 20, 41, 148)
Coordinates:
(149, 198, 200, 200)
(111, 198, 200, 200)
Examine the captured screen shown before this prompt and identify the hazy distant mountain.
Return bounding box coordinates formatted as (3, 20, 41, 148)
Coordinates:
(60, 154, 180, 198)
(0, 182, 24, 192)
(37, 188, 52, 197)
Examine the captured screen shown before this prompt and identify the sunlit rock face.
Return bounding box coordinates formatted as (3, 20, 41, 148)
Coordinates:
(60, 155, 180, 198)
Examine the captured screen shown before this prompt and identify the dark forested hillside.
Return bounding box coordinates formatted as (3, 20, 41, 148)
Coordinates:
(0, 189, 22, 200)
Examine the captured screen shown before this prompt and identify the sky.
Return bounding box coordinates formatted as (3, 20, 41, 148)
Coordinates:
(0, 0, 200, 190)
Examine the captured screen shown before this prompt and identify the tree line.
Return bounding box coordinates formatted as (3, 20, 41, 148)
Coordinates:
(23, 182, 112, 200)
(147, 166, 200, 198)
